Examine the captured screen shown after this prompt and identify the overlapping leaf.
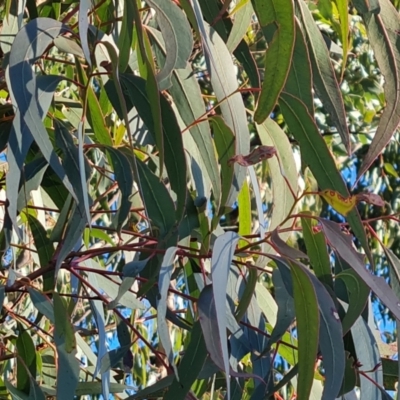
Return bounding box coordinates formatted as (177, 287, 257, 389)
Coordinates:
(357, 0, 400, 180)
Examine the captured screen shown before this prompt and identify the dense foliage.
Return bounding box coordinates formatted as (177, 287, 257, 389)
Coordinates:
(2, 0, 400, 399)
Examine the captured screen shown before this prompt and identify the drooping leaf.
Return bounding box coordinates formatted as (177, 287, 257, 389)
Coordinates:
(351, 315, 383, 400)
(6, 18, 76, 229)
(118, 0, 134, 71)
(357, 0, 400, 180)
(120, 74, 187, 221)
(88, 272, 110, 399)
(55, 120, 91, 221)
(284, 18, 314, 113)
(146, 0, 193, 90)
(226, 0, 254, 52)
(6, 73, 65, 229)
(135, 158, 176, 237)
(301, 216, 333, 288)
(298, 0, 350, 153)
(334, 0, 349, 82)
(189, 12, 250, 208)
(319, 218, 400, 320)
(16, 324, 36, 394)
(26, 214, 54, 290)
(54, 200, 88, 277)
(197, 285, 264, 387)
(157, 246, 179, 379)
(78, 0, 92, 66)
(252, 0, 295, 123)
(28, 288, 55, 323)
(211, 231, 239, 399)
(336, 269, 370, 334)
(256, 118, 298, 255)
(275, 259, 319, 399)
(352, 0, 380, 14)
(278, 91, 372, 265)
(104, 147, 134, 232)
(149, 27, 221, 209)
(211, 116, 236, 216)
(53, 293, 79, 400)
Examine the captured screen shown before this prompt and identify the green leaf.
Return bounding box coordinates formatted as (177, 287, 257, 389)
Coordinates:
(336, 269, 370, 334)
(211, 116, 236, 216)
(26, 214, 55, 291)
(78, 0, 92, 66)
(135, 158, 176, 237)
(278, 92, 372, 265)
(334, 0, 349, 81)
(146, 0, 193, 90)
(352, 0, 380, 13)
(55, 120, 91, 221)
(55, 201, 88, 277)
(75, 61, 112, 146)
(298, 0, 350, 153)
(149, 28, 221, 209)
(16, 324, 36, 394)
(164, 321, 208, 400)
(121, 74, 187, 221)
(357, 0, 400, 180)
(256, 118, 298, 243)
(284, 18, 314, 113)
(210, 232, 239, 399)
(320, 219, 400, 320)
(6, 18, 76, 220)
(105, 147, 134, 232)
(191, 17, 250, 208)
(301, 216, 333, 288)
(53, 293, 79, 400)
(118, 0, 134, 71)
(252, 0, 295, 123)
(28, 288, 55, 323)
(157, 247, 179, 378)
(287, 261, 319, 399)
(226, 1, 254, 52)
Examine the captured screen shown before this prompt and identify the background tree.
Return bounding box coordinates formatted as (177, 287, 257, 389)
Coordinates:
(0, 0, 400, 399)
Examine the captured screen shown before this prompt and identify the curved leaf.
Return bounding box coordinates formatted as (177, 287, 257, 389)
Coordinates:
(146, 0, 193, 90)
(190, 11, 250, 208)
(278, 92, 372, 265)
(157, 246, 179, 379)
(121, 74, 187, 221)
(78, 0, 92, 66)
(6, 18, 76, 221)
(53, 293, 79, 400)
(135, 158, 176, 237)
(105, 147, 134, 232)
(211, 231, 239, 399)
(226, 1, 254, 52)
(357, 0, 400, 181)
(336, 269, 370, 334)
(284, 18, 314, 113)
(16, 325, 36, 394)
(149, 27, 221, 208)
(319, 218, 400, 320)
(298, 0, 350, 153)
(6, 73, 66, 229)
(274, 258, 319, 399)
(211, 116, 236, 216)
(252, 0, 295, 123)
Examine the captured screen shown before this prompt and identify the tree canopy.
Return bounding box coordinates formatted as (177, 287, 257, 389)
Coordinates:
(1, 0, 400, 399)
